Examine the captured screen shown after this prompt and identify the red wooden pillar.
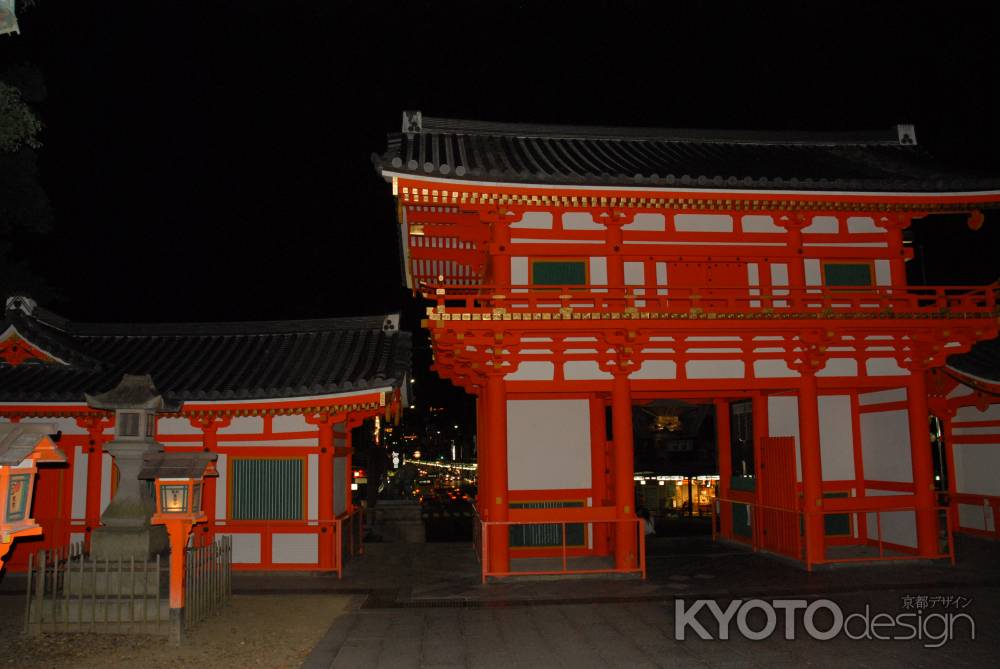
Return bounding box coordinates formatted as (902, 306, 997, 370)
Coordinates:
(77, 415, 113, 548)
(190, 416, 231, 544)
(490, 216, 511, 290)
(714, 399, 733, 538)
(590, 394, 609, 555)
(612, 371, 636, 569)
(475, 391, 488, 518)
(751, 393, 767, 524)
(907, 370, 939, 557)
(305, 413, 339, 569)
(884, 216, 909, 288)
(343, 417, 356, 514)
(798, 371, 825, 566)
(485, 372, 509, 573)
(939, 407, 958, 532)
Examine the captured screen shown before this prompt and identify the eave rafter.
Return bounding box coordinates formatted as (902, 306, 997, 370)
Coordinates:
(396, 178, 998, 217)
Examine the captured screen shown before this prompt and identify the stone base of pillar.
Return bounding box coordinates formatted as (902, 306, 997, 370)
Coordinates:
(90, 524, 168, 560)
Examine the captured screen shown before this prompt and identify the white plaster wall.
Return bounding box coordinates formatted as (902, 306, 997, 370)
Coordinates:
(865, 490, 917, 548)
(955, 404, 1000, 422)
(769, 396, 802, 481)
(564, 361, 613, 380)
(307, 453, 319, 521)
(623, 262, 645, 285)
(623, 213, 665, 231)
(803, 216, 839, 234)
(271, 534, 318, 564)
(741, 215, 784, 233)
(858, 388, 907, 406)
(953, 442, 1000, 496)
(157, 417, 202, 435)
(505, 361, 554, 381)
(947, 384, 974, 399)
(686, 360, 744, 379)
(218, 416, 265, 434)
(71, 447, 88, 520)
(589, 257, 607, 285)
(563, 212, 604, 230)
(272, 414, 311, 433)
(507, 399, 592, 491)
(847, 217, 883, 233)
(674, 214, 733, 233)
(770, 264, 788, 286)
(817, 358, 858, 378)
(221, 533, 261, 564)
(819, 395, 855, 481)
(860, 410, 912, 482)
(334, 456, 347, 516)
(511, 256, 529, 285)
(629, 360, 677, 380)
(958, 503, 994, 532)
(215, 453, 228, 520)
(874, 260, 891, 286)
(754, 360, 799, 378)
(804, 259, 821, 286)
(510, 211, 553, 229)
(866, 358, 909, 377)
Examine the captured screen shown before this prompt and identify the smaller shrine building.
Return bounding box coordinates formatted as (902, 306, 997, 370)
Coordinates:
(0, 296, 411, 572)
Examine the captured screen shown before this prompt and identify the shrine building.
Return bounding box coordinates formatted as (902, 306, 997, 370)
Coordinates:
(374, 112, 1000, 576)
(0, 296, 411, 573)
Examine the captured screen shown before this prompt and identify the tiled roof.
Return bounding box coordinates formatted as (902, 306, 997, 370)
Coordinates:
(947, 336, 1000, 387)
(0, 298, 411, 403)
(374, 112, 1000, 193)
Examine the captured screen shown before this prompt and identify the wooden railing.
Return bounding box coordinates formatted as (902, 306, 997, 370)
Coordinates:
(24, 542, 167, 635)
(713, 498, 955, 570)
(184, 535, 232, 630)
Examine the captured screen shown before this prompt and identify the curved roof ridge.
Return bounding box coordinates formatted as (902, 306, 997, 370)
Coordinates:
(416, 115, 904, 146)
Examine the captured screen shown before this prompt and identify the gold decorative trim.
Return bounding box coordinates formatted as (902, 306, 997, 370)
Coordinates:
(398, 187, 994, 214)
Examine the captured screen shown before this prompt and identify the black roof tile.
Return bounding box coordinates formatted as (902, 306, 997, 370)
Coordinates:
(948, 336, 1000, 386)
(374, 113, 1000, 194)
(0, 298, 411, 403)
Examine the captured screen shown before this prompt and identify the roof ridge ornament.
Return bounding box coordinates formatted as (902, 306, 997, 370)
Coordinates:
(5, 296, 37, 316)
(402, 110, 422, 134)
(897, 124, 917, 146)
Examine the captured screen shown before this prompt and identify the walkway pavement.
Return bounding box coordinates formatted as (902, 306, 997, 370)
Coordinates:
(277, 534, 1000, 668)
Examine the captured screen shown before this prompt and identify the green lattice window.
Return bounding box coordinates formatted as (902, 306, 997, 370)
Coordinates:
(531, 260, 587, 286)
(231, 458, 304, 520)
(823, 262, 873, 287)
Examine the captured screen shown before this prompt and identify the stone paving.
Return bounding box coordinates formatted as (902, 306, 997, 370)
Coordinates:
(293, 535, 1000, 668)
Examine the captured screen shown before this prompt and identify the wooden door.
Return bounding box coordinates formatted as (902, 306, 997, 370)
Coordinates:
(758, 436, 801, 559)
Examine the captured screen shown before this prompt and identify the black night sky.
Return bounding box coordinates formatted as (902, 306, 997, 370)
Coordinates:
(2, 1, 999, 416)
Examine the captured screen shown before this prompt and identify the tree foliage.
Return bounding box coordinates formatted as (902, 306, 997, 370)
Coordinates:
(0, 80, 42, 152)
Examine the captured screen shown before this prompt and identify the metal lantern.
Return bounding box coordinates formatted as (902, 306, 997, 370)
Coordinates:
(140, 453, 217, 522)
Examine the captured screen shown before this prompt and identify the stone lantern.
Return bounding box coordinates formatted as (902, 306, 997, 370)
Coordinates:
(85, 374, 181, 559)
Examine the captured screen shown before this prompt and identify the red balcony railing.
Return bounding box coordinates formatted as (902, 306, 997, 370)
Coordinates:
(426, 282, 999, 319)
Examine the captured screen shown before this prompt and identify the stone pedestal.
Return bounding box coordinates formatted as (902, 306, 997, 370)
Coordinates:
(91, 441, 168, 559)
